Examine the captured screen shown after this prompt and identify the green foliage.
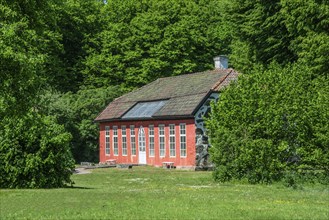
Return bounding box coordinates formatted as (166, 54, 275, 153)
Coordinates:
(83, 0, 230, 89)
(208, 0, 329, 185)
(2, 0, 328, 187)
(0, 0, 77, 188)
(281, 0, 329, 75)
(41, 86, 122, 162)
(0, 112, 75, 188)
(52, 0, 105, 92)
(0, 0, 66, 94)
(0, 2, 46, 117)
(224, 0, 295, 71)
(225, 0, 329, 74)
(207, 63, 329, 184)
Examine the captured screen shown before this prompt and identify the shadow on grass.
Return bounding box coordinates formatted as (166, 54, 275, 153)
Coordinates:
(63, 185, 94, 190)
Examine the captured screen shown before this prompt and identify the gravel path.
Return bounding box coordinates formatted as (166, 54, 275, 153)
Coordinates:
(74, 168, 92, 175)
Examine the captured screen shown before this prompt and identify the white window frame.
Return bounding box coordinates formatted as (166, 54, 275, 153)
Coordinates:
(169, 124, 176, 157)
(138, 126, 146, 152)
(130, 125, 136, 155)
(113, 126, 118, 156)
(149, 125, 155, 157)
(105, 126, 110, 155)
(159, 124, 165, 157)
(122, 126, 127, 156)
(180, 123, 187, 157)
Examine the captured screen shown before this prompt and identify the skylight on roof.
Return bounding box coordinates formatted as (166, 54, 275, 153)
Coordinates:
(122, 100, 167, 119)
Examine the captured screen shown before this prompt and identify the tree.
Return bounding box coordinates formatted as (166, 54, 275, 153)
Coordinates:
(0, 112, 75, 188)
(206, 63, 329, 184)
(224, 0, 295, 72)
(41, 86, 122, 162)
(83, 0, 230, 89)
(0, 0, 76, 188)
(52, 0, 105, 92)
(0, 1, 47, 117)
(225, 0, 329, 74)
(280, 0, 329, 75)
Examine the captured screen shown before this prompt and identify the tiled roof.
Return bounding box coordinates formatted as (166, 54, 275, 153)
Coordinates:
(95, 68, 239, 122)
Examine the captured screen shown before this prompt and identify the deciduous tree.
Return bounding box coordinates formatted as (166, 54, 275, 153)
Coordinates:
(0, 112, 75, 188)
(83, 0, 230, 89)
(41, 86, 122, 162)
(225, 0, 329, 75)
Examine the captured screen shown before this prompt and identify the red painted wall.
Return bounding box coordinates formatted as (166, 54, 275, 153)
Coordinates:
(99, 119, 196, 168)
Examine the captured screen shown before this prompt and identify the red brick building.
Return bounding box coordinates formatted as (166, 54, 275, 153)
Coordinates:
(95, 56, 239, 169)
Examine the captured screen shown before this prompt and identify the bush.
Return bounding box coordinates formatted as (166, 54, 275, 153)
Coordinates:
(206, 63, 329, 184)
(41, 86, 122, 163)
(0, 112, 75, 188)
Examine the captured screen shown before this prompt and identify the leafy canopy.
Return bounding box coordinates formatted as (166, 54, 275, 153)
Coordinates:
(83, 0, 230, 89)
(0, 112, 75, 188)
(41, 86, 122, 163)
(225, 0, 329, 75)
(206, 63, 329, 184)
(0, 0, 75, 188)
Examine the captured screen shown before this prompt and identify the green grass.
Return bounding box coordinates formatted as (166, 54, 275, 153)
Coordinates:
(1, 166, 328, 220)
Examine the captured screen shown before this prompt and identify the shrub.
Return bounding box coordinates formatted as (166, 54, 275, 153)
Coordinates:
(206, 63, 329, 184)
(0, 112, 75, 188)
(41, 86, 122, 163)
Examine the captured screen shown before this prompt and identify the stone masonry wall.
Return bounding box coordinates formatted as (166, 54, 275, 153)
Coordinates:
(194, 92, 219, 169)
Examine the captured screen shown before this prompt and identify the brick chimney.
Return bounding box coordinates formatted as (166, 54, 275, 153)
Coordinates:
(213, 55, 228, 69)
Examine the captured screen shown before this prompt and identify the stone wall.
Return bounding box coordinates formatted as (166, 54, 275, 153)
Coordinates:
(194, 93, 219, 169)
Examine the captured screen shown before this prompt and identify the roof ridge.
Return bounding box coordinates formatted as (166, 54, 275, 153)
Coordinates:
(156, 68, 228, 81)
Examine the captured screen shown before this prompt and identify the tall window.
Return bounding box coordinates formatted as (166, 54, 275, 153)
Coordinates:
(130, 125, 136, 155)
(113, 126, 118, 155)
(138, 126, 146, 152)
(149, 125, 155, 157)
(180, 124, 186, 157)
(159, 124, 165, 157)
(169, 124, 176, 157)
(122, 126, 127, 156)
(105, 126, 110, 155)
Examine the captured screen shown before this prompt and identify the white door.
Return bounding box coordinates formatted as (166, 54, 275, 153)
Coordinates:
(138, 126, 146, 164)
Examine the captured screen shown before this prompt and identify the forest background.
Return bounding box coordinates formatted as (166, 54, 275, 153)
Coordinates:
(1, 0, 328, 188)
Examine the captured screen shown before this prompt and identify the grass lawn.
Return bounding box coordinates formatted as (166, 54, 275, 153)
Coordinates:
(0, 166, 328, 220)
